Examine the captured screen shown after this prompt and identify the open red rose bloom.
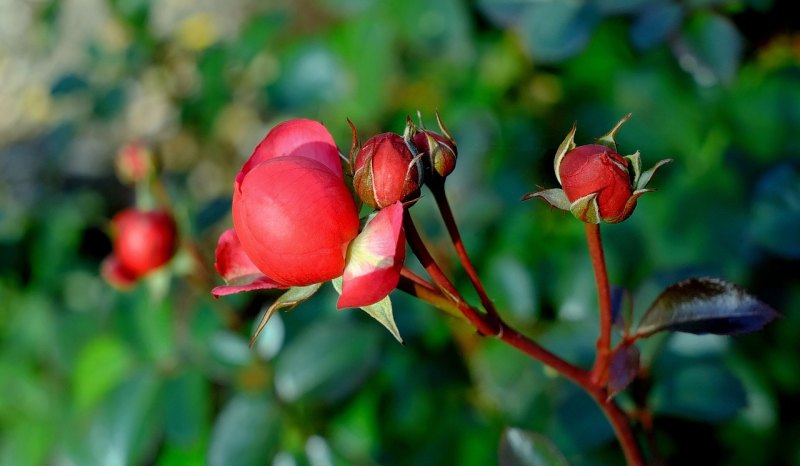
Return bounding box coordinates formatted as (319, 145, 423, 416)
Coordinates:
(213, 119, 405, 309)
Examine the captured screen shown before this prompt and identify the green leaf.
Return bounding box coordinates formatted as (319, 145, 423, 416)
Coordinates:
(681, 12, 743, 84)
(331, 277, 402, 343)
(636, 277, 779, 337)
(651, 363, 747, 422)
(517, 1, 597, 63)
(273, 317, 380, 403)
(208, 394, 279, 466)
(498, 427, 568, 466)
(73, 335, 136, 412)
(749, 165, 800, 259)
(250, 283, 322, 347)
(81, 370, 162, 466)
(163, 369, 210, 445)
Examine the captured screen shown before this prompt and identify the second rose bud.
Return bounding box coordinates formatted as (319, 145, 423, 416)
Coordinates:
(353, 133, 422, 209)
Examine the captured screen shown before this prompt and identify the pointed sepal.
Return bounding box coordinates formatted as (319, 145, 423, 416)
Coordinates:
(250, 283, 322, 347)
(595, 113, 632, 152)
(521, 188, 571, 211)
(569, 193, 601, 224)
(637, 158, 673, 191)
(624, 151, 642, 187)
(554, 123, 577, 185)
(332, 277, 403, 343)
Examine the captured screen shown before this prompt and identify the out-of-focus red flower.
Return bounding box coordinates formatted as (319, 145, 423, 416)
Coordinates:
(102, 208, 177, 288)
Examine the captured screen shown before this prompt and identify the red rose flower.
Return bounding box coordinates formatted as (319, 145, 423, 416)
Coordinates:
(213, 119, 406, 310)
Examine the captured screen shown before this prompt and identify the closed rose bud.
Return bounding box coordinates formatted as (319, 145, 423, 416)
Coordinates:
(111, 208, 177, 277)
(413, 130, 457, 178)
(522, 115, 671, 224)
(559, 144, 632, 220)
(353, 132, 421, 209)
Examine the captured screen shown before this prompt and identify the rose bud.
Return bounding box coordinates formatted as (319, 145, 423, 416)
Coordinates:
(115, 142, 154, 184)
(353, 132, 422, 209)
(410, 112, 457, 178)
(558, 144, 632, 220)
(522, 114, 671, 224)
(102, 208, 177, 287)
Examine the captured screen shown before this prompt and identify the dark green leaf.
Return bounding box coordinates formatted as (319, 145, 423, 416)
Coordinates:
(651, 363, 747, 422)
(273, 317, 380, 403)
(749, 164, 800, 259)
(208, 394, 279, 466)
(681, 12, 743, 84)
(499, 427, 568, 466)
(517, 1, 598, 63)
(630, 2, 683, 49)
(636, 277, 779, 337)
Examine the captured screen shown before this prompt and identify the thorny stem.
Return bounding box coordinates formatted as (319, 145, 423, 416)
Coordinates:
(586, 222, 614, 385)
(401, 211, 645, 466)
(428, 180, 500, 323)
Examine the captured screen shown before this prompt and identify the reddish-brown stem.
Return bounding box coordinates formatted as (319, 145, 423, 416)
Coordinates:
(586, 223, 613, 385)
(403, 210, 500, 336)
(593, 394, 645, 466)
(401, 211, 645, 465)
(428, 180, 500, 322)
(401, 266, 436, 291)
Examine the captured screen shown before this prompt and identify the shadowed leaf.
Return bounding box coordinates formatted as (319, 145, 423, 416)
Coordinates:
(636, 277, 779, 337)
(607, 344, 640, 398)
(499, 427, 568, 466)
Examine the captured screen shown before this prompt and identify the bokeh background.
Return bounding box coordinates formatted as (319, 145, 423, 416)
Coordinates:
(1, 0, 799, 465)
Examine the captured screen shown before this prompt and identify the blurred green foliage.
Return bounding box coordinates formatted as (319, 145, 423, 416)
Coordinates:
(1, 0, 798, 465)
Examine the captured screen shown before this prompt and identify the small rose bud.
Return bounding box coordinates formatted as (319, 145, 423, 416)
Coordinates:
(353, 132, 422, 209)
(410, 112, 457, 179)
(559, 144, 632, 220)
(522, 115, 671, 224)
(413, 130, 457, 178)
(115, 142, 154, 184)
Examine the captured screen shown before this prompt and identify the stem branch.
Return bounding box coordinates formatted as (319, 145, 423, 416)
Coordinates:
(429, 181, 500, 321)
(586, 223, 613, 385)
